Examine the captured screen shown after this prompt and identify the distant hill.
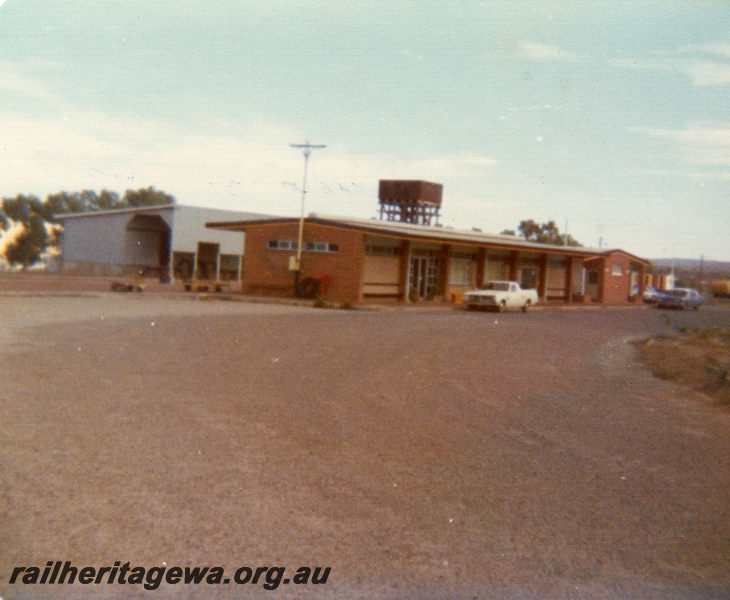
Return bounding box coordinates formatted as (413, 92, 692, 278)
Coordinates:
(649, 258, 730, 279)
(650, 258, 730, 270)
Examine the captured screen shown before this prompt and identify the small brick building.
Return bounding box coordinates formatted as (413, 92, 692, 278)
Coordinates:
(208, 215, 649, 305)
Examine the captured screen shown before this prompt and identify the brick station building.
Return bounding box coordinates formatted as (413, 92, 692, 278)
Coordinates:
(208, 180, 649, 305)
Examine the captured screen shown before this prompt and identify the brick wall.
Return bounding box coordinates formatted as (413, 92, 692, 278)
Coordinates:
(600, 252, 633, 304)
(241, 222, 366, 302)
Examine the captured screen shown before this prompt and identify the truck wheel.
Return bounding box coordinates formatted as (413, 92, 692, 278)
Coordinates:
(522, 300, 531, 312)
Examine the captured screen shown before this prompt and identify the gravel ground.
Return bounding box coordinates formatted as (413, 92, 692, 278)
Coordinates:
(1, 293, 729, 599)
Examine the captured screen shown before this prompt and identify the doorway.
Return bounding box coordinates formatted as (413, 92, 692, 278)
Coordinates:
(196, 242, 220, 280)
(409, 252, 440, 299)
(125, 213, 171, 282)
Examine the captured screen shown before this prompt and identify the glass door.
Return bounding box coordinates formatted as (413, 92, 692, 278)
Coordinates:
(409, 253, 440, 299)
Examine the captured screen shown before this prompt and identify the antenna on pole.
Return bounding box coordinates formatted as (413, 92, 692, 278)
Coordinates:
(289, 141, 326, 294)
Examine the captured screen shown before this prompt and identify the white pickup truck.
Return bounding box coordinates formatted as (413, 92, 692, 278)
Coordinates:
(463, 281, 538, 312)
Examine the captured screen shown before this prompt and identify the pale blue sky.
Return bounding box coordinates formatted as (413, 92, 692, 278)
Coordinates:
(0, 1, 728, 259)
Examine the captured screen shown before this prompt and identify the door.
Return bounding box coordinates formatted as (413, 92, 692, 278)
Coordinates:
(410, 256, 427, 298)
(196, 242, 220, 281)
(629, 270, 639, 298)
(409, 254, 440, 299)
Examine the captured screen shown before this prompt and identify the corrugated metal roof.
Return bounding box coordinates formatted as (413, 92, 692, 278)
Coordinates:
(55, 204, 177, 220)
(207, 214, 649, 263)
(56, 204, 273, 221)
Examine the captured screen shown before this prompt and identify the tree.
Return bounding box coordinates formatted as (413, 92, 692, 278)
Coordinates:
(2, 194, 43, 223)
(4, 214, 49, 269)
(43, 189, 123, 221)
(501, 219, 582, 247)
(518, 219, 543, 242)
(0, 187, 176, 269)
(96, 189, 121, 210)
(122, 186, 175, 208)
(42, 192, 86, 221)
(0, 195, 49, 269)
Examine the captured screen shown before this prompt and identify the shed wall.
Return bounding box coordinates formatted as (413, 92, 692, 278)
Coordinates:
(62, 209, 172, 265)
(170, 206, 253, 255)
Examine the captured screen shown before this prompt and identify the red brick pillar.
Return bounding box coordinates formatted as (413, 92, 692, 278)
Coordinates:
(508, 251, 519, 281)
(440, 244, 451, 298)
(538, 254, 548, 301)
(565, 256, 574, 303)
(398, 240, 411, 302)
(475, 248, 486, 287)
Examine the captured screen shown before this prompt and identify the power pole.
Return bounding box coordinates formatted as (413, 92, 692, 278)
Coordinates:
(699, 254, 704, 280)
(289, 141, 326, 295)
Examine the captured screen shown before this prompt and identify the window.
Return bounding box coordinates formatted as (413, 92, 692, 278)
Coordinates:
(268, 240, 297, 250)
(219, 254, 241, 281)
(483, 282, 510, 291)
(449, 253, 473, 285)
(612, 264, 623, 276)
(519, 268, 537, 290)
(268, 240, 337, 253)
(366, 245, 399, 256)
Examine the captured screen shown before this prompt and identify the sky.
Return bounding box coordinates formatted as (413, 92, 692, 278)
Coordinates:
(0, 0, 728, 260)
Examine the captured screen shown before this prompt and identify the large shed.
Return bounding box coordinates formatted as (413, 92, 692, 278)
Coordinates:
(57, 204, 270, 283)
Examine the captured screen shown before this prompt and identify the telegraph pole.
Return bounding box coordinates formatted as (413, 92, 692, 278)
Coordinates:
(289, 141, 326, 295)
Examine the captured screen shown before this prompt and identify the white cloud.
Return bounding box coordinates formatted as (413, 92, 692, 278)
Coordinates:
(688, 171, 730, 181)
(519, 42, 584, 62)
(617, 43, 730, 86)
(0, 62, 63, 104)
(634, 168, 730, 180)
(0, 107, 498, 221)
(628, 125, 730, 146)
(628, 126, 730, 168)
(680, 60, 730, 86)
(678, 44, 730, 59)
(628, 125, 730, 169)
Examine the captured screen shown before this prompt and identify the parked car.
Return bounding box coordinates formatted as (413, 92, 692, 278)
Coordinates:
(655, 287, 705, 310)
(642, 285, 661, 303)
(463, 281, 538, 312)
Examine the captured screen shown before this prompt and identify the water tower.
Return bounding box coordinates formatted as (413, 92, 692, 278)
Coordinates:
(378, 180, 443, 226)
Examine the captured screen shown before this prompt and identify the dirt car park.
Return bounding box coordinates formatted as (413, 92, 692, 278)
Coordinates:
(1, 278, 729, 599)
